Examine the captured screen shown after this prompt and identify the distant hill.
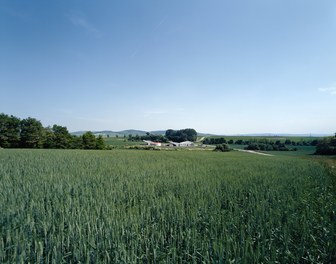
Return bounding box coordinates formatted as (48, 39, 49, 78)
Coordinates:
(197, 132, 216, 137)
(71, 129, 161, 137)
(71, 130, 149, 137)
(71, 130, 329, 138)
(229, 133, 331, 137)
(150, 130, 166, 135)
(71, 129, 214, 137)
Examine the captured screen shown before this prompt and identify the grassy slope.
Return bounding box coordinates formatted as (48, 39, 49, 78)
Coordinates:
(0, 149, 335, 263)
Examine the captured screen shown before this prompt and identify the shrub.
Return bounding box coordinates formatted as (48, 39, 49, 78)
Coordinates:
(214, 144, 231, 152)
(315, 137, 336, 155)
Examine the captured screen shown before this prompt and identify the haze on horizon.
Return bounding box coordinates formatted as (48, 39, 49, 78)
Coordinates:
(1, 0, 335, 135)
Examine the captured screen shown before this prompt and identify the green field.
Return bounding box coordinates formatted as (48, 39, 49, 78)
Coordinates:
(0, 149, 335, 263)
(104, 137, 144, 148)
(231, 145, 317, 156)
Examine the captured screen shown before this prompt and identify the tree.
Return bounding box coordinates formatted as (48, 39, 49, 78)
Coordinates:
(20, 117, 44, 148)
(214, 144, 231, 152)
(315, 137, 336, 155)
(43, 126, 56, 148)
(246, 143, 260, 150)
(235, 139, 243, 145)
(245, 142, 291, 151)
(203, 137, 227, 145)
(52, 125, 72, 149)
(82, 132, 96, 149)
(165, 128, 197, 142)
(310, 140, 318, 146)
(71, 135, 83, 149)
(183, 128, 197, 142)
(0, 113, 21, 148)
(0, 113, 112, 150)
(96, 135, 106, 150)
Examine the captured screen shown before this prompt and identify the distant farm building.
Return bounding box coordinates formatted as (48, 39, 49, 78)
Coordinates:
(144, 140, 195, 147)
(169, 141, 195, 147)
(179, 141, 194, 147)
(143, 140, 162, 147)
(168, 141, 180, 147)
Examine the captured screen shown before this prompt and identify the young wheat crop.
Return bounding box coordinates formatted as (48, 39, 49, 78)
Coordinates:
(0, 149, 335, 263)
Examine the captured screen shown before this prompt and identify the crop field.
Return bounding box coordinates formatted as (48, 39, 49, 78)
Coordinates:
(0, 149, 335, 263)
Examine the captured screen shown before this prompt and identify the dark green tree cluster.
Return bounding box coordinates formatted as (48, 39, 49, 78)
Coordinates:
(283, 139, 317, 146)
(0, 114, 21, 148)
(245, 143, 297, 151)
(315, 136, 336, 155)
(165, 128, 197, 142)
(128, 133, 168, 143)
(128, 129, 198, 143)
(203, 137, 226, 145)
(0, 113, 106, 150)
(239, 138, 316, 146)
(204, 137, 320, 146)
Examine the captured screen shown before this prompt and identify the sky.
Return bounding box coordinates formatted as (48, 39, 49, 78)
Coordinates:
(1, 0, 335, 134)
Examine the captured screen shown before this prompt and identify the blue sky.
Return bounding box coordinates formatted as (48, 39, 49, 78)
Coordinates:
(1, 0, 335, 134)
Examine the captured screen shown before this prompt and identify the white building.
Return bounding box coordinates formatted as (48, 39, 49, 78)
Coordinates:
(179, 141, 194, 147)
(143, 140, 162, 147)
(169, 141, 195, 147)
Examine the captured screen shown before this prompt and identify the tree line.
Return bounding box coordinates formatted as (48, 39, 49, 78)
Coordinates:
(127, 129, 198, 143)
(0, 113, 106, 149)
(203, 137, 319, 146)
(244, 143, 297, 151)
(127, 133, 169, 143)
(203, 135, 336, 155)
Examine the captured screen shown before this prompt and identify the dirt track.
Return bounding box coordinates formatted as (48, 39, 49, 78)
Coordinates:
(235, 149, 274, 156)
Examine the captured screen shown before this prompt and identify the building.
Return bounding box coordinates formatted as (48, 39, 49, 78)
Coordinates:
(168, 141, 180, 147)
(143, 140, 162, 147)
(168, 141, 195, 147)
(179, 141, 194, 147)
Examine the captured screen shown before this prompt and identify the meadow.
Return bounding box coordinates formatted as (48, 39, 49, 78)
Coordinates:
(0, 149, 335, 263)
(104, 137, 143, 148)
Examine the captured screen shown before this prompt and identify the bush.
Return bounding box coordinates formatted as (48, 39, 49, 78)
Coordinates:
(315, 137, 336, 155)
(214, 144, 231, 152)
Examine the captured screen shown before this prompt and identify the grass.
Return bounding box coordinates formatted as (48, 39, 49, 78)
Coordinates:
(230, 145, 317, 157)
(0, 149, 335, 263)
(104, 137, 144, 148)
(268, 146, 316, 156)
